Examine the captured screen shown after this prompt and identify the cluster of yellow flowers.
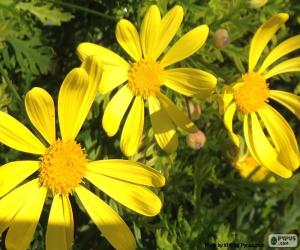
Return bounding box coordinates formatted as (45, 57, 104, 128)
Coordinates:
(0, 4, 299, 250)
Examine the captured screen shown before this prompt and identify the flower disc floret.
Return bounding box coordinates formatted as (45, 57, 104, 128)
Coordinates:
(128, 60, 163, 97)
(39, 139, 87, 195)
(234, 72, 269, 114)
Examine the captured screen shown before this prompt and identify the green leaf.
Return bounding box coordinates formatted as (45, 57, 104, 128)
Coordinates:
(222, 45, 247, 73)
(0, 0, 14, 8)
(16, 2, 73, 26)
(216, 224, 235, 250)
(0, 19, 16, 46)
(0, 76, 11, 111)
(6, 35, 53, 75)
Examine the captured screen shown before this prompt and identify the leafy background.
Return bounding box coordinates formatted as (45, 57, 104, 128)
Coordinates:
(0, 0, 300, 249)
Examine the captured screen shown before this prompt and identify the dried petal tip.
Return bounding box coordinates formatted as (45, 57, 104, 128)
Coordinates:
(188, 100, 201, 121)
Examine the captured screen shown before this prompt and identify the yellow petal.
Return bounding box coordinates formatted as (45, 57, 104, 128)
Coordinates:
(248, 13, 289, 72)
(140, 5, 161, 60)
(25, 87, 56, 144)
(235, 157, 273, 182)
(85, 171, 162, 216)
(102, 85, 134, 136)
(148, 96, 178, 153)
(58, 68, 89, 141)
(224, 103, 240, 147)
(87, 160, 165, 187)
(251, 167, 275, 183)
(77, 42, 129, 94)
(59, 58, 102, 141)
(160, 25, 209, 68)
(75, 185, 136, 250)
(243, 114, 260, 164)
(120, 96, 144, 157)
(46, 195, 74, 250)
(0, 179, 39, 234)
(116, 19, 142, 61)
(0, 161, 39, 197)
(77, 42, 129, 68)
(46, 195, 67, 250)
(153, 5, 183, 60)
(77, 55, 103, 126)
(259, 35, 300, 73)
(163, 68, 217, 97)
(269, 90, 300, 119)
(5, 185, 47, 250)
(157, 92, 197, 133)
(100, 67, 129, 94)
(62, 195, 74, 249)
(263, 56, 300, 79)
(81, 54, 103, 93)
(0, 111, 45, 154)
(244, 113, 292, 178)
(216, 88, 234, 115)
(258, 105, 299, 170)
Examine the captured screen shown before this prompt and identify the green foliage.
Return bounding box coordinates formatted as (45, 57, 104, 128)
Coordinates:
(0, 0, 73, 87)
(7, 35, 52, 75)
(16, 2, 74, 26)
(0, 78, 10, 111)
(0, 0, 300, 250)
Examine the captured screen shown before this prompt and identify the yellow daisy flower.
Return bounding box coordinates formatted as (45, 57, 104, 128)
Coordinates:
(222, 13, 300, 178)
(77, 5, 217, 157)
(0, 56, 165, 250)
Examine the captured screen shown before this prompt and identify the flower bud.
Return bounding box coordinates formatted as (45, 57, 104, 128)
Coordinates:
(214, 29, 230, 49)
(188, 100, 201, 121)
(186, 130, 206, 150)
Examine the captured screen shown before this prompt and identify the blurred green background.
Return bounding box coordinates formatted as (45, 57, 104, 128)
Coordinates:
(0, 0, 300, 249)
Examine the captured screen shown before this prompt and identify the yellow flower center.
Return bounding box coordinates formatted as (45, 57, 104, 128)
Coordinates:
(233, 72, 269, 113)
(39, 139, 87, 195)
(128, 60, 163, 97)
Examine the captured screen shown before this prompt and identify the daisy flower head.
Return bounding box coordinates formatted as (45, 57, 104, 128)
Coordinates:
(0, 55, 165, 250)
(77, 5, 217, 157)
(222, 13, 300, 178)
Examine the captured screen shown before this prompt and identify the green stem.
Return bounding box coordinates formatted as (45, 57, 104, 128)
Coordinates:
(46, 0, 117, 21)
(0, 65, 22, 105)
